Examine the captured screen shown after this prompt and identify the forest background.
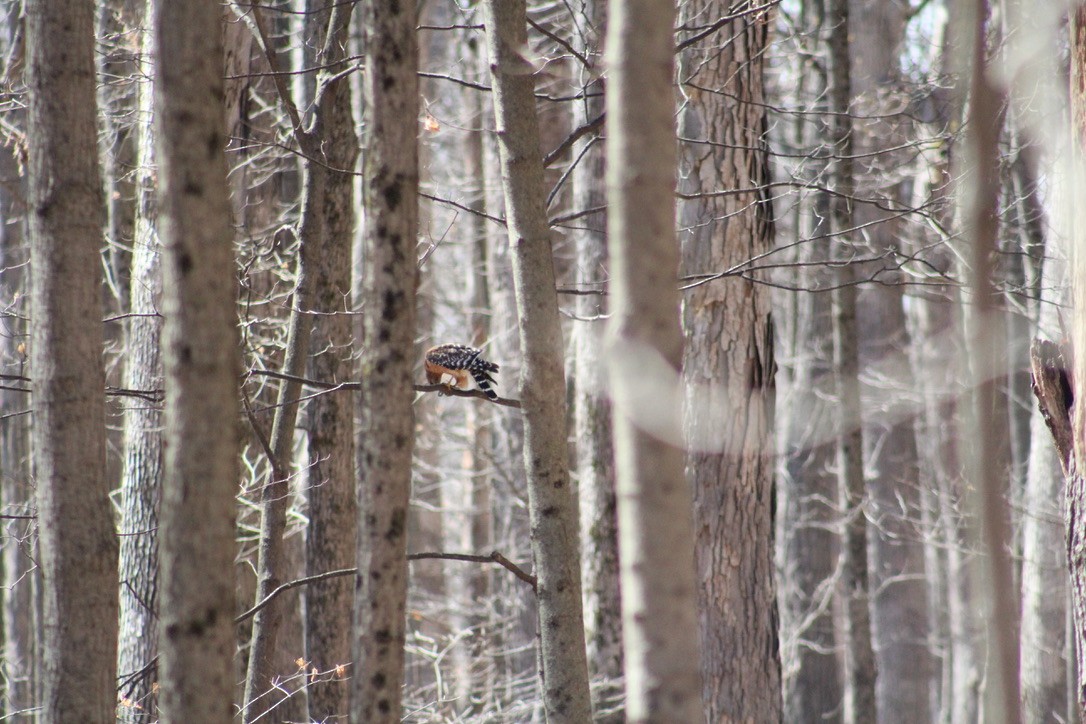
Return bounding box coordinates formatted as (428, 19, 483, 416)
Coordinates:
(0, 0, 1084, 722)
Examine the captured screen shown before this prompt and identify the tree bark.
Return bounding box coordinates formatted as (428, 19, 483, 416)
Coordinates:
(302, 2, 358, 719)
(1021, 253, 1070, 720)
(956, 1, 1020, 719)
(350, 2, 418, 721)
(242, 5, 356, 716)
(481, 3, 593, 720)
(116, 10, 162, 717)
(1067, 6, 1086, 714)
(152, 0, 240, 719)
(777, 4, 842, 716)
(676, 3, 782, 720)
(827, 1, 877, 719)
(571, 2, 624, 719)
(605, 0, 701, 720)
(26, 1, 119, 720)
(844, 1, 936, 717)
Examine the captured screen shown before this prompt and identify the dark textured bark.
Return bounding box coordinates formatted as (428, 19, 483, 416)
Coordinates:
(605, 0, 701, 719)
(116, 14, 162, 717)
(481, 2, 593, 720)
(26, 1, 119, 720)
(350, 2, 418, 721)
(152, 0, 240, 719)
(677, 3, 781, 720)
(303, 2, 358, 719)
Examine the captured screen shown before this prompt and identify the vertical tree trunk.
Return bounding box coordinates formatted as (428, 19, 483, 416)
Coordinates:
(242, 6, 356, 715)
(1066, 5, 1086, 714)
(303, 2, 358, 719)
(350, 2, 418, 721)
(571, 2, 624, 719)
(827, 1, 877, 719)
(605, 0, 701, 720)
(676, 3, 782, 720)
(152, 0, 240, 719)
(1021, 252, 1069, 720)
(956, 1, 1020, 720)
(0, 5, 34, 715)
(777, 4, 842, 715)
(116, 8, 162, 716)
(847, 1, 936, 716)
(480, 3, 593, 720)
(26, 1, 119, 721)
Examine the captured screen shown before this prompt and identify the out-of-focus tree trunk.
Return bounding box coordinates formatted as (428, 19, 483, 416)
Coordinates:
(847, 1, 936, 717)
(0, 4, 34, 717)
(776, 3, 842, 717)
(676, 3, 781, 720)
(955, 0, 1020, 719)
(481, 2, 593, 720)
(605, 0, 701, 719)
(152, 0, 240, 719)
(827, 1, 876, 719)
(116, 7, 161, 717)
(1021, 251, 1069, 720)
(26, 1, 119, 721)
(96, 0, 141, 309)
(441, 24, 495, 713)
(302, 2, 357, 719)
(350, 1, 418, 720)
(571, 2, 623, 719)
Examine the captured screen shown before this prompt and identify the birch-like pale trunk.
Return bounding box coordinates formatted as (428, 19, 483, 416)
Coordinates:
(955, 1, 1020, 719)
(1067, 6, 1086, 714)
(152, 0, 240, 719)
(571, 2, 624, 718)
(26, 1, 119, 720)
(116, 11, 162, 716)
(350, 2, 418, 721)
(605, 0, 701, 720)
(481, 2, 593, 720)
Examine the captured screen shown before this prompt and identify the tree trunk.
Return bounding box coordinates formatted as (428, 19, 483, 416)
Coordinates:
(827, 1, 877, 720)
(1066, 6, 1086, 714)
(846, 1, 937, 717)
(116, 10, 162, 717)
(152, 0, 240, 719)
(242, 5, 356, 716)
(26, 1, 119, 720)
(350, 2, 418, 721)
(480, 3, 593, 720)
(302, 2, 358, 719)
(777, 4, 842, 715)
(1021, 251, 1070, 720)
(676, 3, 782, 720)
(956, 2, 1020, 720)
(0, 5, 34, 715)
(605, 0, 701, 720)
(571, 2, 624, 719)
